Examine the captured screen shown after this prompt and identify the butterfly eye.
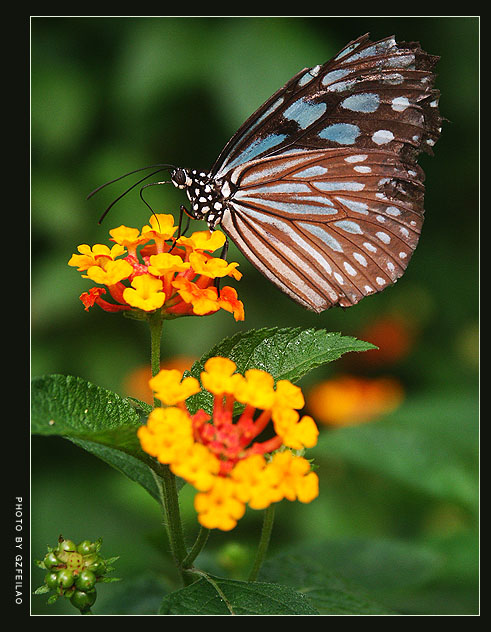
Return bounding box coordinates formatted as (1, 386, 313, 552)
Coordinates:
(171, 168, 188, 189)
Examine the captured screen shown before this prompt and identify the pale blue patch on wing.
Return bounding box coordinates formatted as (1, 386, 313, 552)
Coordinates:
(341, 92, 380, 113)
(319, 123, 361, 145)
(292, 165, 328, 178)
(321, 68, 351, 85)
(347, 38, 396, 63)
(241, 182, 311, 195)
(299, 222, 344, 252)
(249, 199, 339, 216)
(283, 98, 327, 130)
(334, 41, 363, 61)
(220, 133, 288, 173)
(335, 196, 369, 214)
(315, 181, 365, 192)
(334, 220, 364, 234)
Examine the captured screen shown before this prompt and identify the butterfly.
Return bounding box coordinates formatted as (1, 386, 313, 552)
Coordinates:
(99, 33, 442, 313)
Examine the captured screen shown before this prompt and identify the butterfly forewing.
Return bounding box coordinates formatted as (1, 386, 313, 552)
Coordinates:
(178, 34, 441, 312)
(213, 34, 440, 181)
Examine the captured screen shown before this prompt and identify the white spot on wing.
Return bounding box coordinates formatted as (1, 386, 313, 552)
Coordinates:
(372, 129, 395, 145)
(391, 96, 410, 112)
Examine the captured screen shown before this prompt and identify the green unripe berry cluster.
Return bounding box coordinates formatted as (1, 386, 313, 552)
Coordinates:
(35, 536, 119, 613)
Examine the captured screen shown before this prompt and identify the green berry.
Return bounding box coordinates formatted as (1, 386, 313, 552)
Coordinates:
(75, 570, 97, 591)
(70, 589, 97, 610)
(77, 540, 96, 555)
(57, 539, 77, 553)
(57, 569, 75, 589)
(43, 551, 60, 570)
(44, 572, 59, 590)
(57, 539, 77, 563)
(86, 558, 106, 576)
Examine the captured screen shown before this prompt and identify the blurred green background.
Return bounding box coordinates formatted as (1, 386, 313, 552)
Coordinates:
(31, 17, 479, 614)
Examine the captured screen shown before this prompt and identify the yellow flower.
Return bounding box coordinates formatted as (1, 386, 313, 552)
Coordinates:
(109, 225, 149, 251)
(217, 286, 245, 322)
(231, 455, 283, 510)
(123, 275, 166, 311)
(138, 357, 320, 531)
(137, 406, 194, 464)
(141, 214, 179, 241)
(170, 443, 221, 491)
(188, 252, 242, 280)
(70, 215, 244, 320)
(171, 278, 221, 316)
(147, 252, 191, 277)
(177, 229, 226, 253)
(84, 259, 133, 286)
(149, 369, 200, 406)
(233, 369, 276, 410)
(68, 243, 126, 271)
(268, 451, 319, 504)
(272, 409, 319, 450)
(274, 380, 305, 410)
(200, 357, 241, 396)
(194, 477, 246, 531)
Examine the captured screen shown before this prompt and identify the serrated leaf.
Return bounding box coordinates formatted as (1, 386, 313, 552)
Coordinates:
(31, 374, 165, 501)
(159, 576, 318, 615)
(186, 327, 374, 414)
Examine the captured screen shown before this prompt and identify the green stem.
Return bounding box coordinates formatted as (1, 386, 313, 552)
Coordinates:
(148, 312, 194, 586)
(182, 526, 210, 569)
(148, 312, 163, 397)
(248, 504, 276, 582)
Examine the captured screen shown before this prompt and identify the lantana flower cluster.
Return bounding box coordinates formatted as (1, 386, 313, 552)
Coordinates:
(68, 214, 244, 320)
(138, 357, 319, 531)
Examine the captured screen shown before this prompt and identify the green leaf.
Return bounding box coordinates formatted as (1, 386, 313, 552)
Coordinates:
(261, 538, 443, 606)
(313, 392, 478, 510)
(261, 552, 393, 615)
(33, 585, 50, 595)
(159, 576, 318, 615)
(31, 374, 164, 501)
(186, 327, 375, 414)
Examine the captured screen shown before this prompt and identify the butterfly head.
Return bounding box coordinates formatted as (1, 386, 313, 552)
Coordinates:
(170, 167, 193, 189)
(171, 167, 227, 230)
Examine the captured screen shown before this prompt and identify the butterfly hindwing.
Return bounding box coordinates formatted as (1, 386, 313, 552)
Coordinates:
(221, 147, 425, 311)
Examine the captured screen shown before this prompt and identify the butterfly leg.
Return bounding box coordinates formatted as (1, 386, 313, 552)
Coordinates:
(177, 205, 192, 238)
(214, 235, 230, 290)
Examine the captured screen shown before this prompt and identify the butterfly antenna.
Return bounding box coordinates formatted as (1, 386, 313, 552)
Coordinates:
(87, 164, 175, 200)
(138, 179, 176, 230)
(96, 167, 173, 224)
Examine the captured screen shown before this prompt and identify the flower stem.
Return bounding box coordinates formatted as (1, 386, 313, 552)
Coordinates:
(148, 312, 194, 586)
(182, 526, 210, 570)
(248, 504, 276, 582)
(148, 311, 163, 391)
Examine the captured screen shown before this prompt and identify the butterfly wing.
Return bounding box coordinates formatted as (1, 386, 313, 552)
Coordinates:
(212, 34, 441, 311)
(220, 148, 424, 311)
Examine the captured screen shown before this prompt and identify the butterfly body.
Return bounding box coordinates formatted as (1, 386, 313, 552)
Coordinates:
(169, 34, 442, 312)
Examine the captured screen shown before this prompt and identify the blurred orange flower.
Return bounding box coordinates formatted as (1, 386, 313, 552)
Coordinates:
(355, 316, 414, 367)
(306, 374, 404, 427)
